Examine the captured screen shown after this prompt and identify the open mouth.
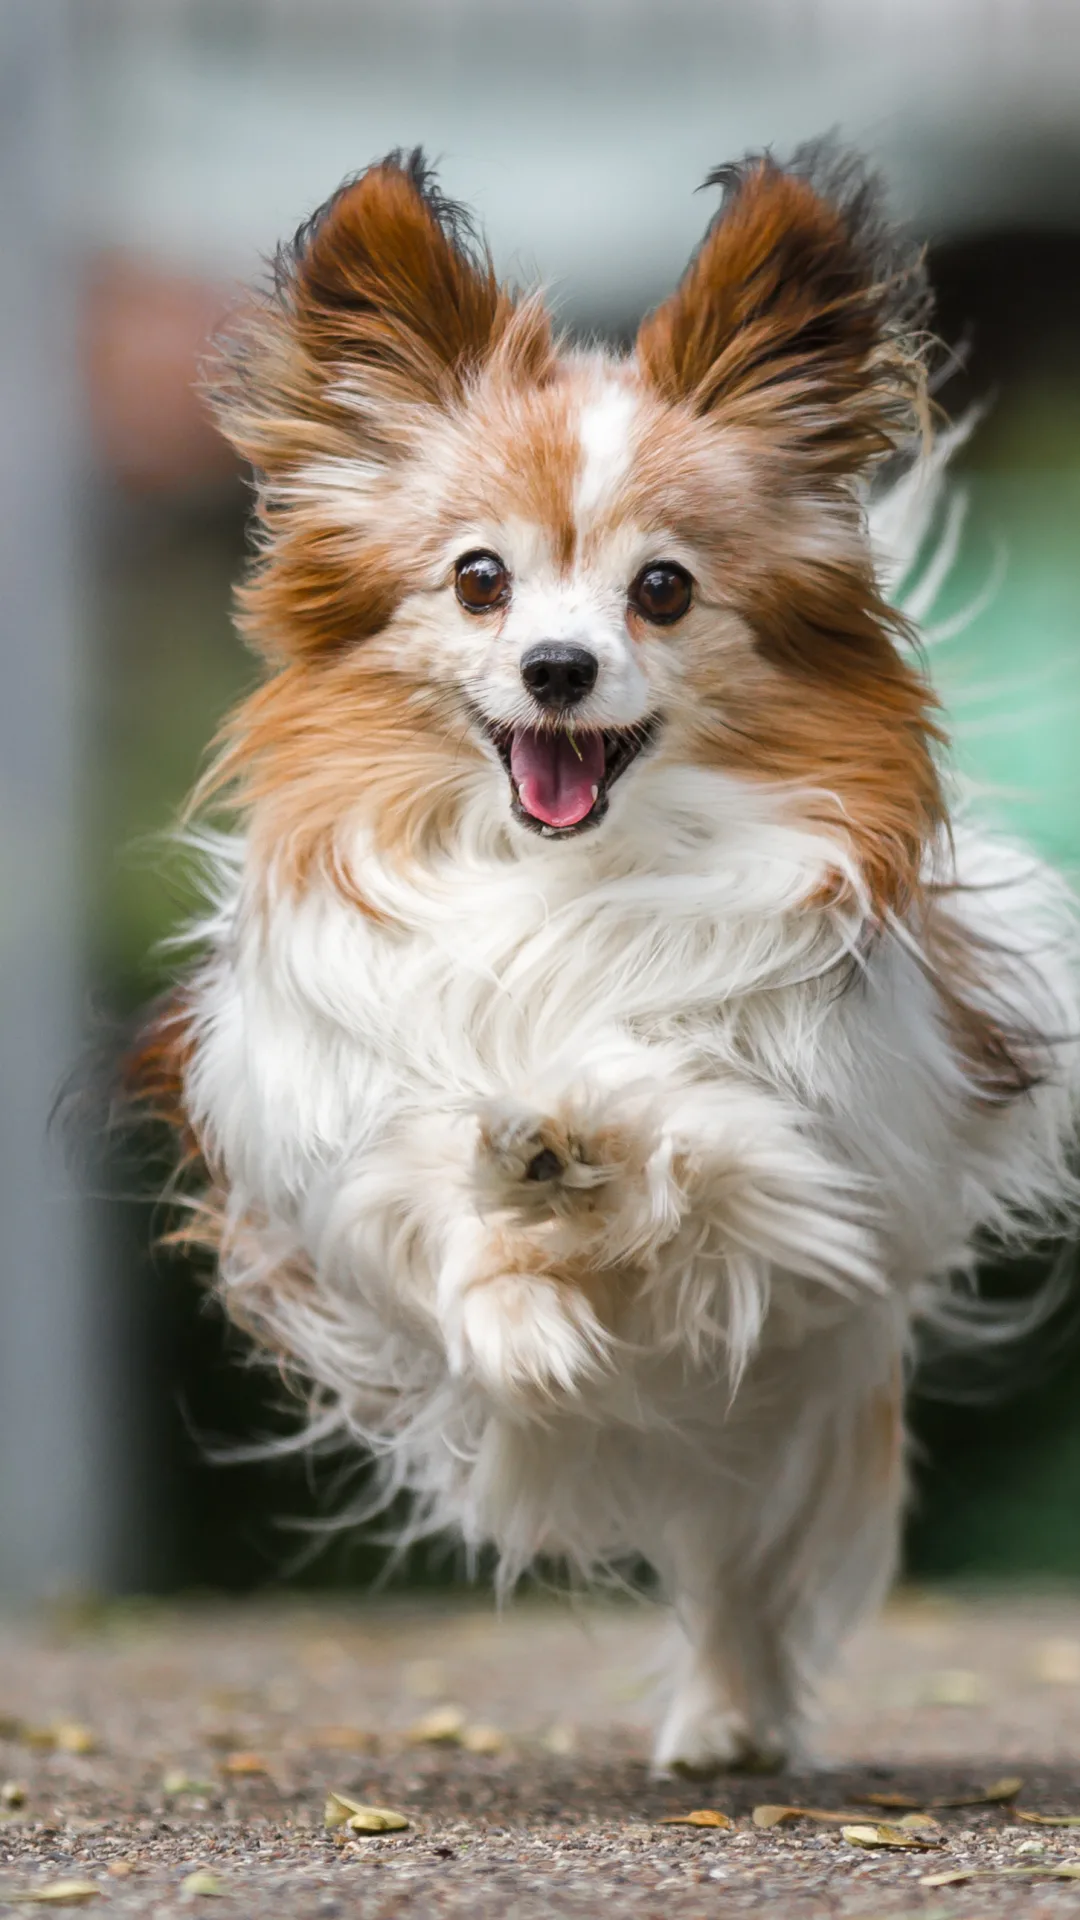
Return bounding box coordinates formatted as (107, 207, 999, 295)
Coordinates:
(482, 719, 660, 837)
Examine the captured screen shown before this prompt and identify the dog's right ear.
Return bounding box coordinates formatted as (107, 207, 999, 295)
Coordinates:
(211, 149, 551, 473)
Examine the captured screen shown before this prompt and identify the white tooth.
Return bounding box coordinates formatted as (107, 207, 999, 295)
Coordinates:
(590, 785, 599, 800)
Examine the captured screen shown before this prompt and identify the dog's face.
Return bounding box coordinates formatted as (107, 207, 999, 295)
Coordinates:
(211, 147, 943, 914)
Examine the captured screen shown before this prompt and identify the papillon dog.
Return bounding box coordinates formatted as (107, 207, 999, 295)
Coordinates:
(134, 141, 1080, 1773)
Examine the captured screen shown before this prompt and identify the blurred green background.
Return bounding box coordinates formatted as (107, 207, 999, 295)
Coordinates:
(9, 1, 1080, 1597)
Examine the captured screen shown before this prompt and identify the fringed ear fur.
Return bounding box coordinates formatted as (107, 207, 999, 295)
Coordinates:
(637, 140, 931, 475)
(208, 147, 552, 477)
(203, 150, 553, 661)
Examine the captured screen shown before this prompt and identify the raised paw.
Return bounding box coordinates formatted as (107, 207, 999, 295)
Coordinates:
(450, 1271, 607, 1408)
(475, 1098, 610, 1201)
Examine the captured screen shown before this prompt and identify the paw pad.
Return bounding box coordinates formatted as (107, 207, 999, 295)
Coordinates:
(525, 1147, 564, 1182)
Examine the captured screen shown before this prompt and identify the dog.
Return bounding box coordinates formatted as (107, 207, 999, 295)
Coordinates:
(133, 140, 1080, 1774)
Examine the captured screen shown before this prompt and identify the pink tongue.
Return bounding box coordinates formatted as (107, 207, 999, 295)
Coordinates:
(509, 728, 605, 828)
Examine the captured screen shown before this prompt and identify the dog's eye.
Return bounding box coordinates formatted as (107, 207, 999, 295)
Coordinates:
(630, 561, 693, 626)
(455, 550, 511, 613)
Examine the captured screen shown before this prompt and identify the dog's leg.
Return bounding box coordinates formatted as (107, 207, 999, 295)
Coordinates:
(653, 1566, 800, 1776)
(435, 1210, 610, 1409)
(652, 1358, 906, 1776)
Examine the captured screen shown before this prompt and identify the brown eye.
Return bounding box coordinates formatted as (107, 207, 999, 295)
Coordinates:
(630, 561, 693, 626)
(455, 550, 510, 613)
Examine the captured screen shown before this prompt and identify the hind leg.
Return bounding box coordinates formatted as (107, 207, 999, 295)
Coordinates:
(653, 1572, 803, 1774)
(652, 1361, 905, 1776)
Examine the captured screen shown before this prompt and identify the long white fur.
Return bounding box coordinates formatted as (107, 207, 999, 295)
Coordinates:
(179, 383, 1080, 1774)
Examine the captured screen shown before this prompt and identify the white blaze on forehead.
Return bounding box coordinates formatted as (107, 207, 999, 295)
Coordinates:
(574, 382, 639, 528)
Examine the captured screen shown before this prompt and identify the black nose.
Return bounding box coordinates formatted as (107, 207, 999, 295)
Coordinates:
(520, 643, 598, 709)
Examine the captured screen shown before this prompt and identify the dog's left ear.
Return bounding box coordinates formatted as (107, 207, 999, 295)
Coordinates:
(637, 142, 929, 474)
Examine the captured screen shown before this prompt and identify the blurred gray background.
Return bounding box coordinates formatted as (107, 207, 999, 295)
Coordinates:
(3, 0, 1080, 1600)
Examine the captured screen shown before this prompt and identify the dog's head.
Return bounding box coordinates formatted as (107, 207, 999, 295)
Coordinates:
(210, 144, 943, 916)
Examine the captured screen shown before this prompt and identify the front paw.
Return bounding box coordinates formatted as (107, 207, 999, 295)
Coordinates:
(448, 1271, 607, 1409)
(475, 1098, 609, 1198)
(472, 1090, 674, 1264)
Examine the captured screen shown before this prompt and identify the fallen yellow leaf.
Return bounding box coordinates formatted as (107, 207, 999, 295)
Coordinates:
(162, 1770, 214, 1797)
(658, 1809, 733, 1829)
(752, 1805, 867, 1829)
(324, 1792, 409, 1834)
(842, 1822, 941, 1850)
(542, 1723, 576, 1756)
(8, 1884, 100, 1906)
(345, 1806, 410, 1835)
(219, 1752, 268, 1776)
(857, 1790, 920, 1810)
(52, 1725, 97, 1757)
(306, 1725, 371, 1751)
(179, 1870, 227, 1897)
(407, 1706, 466, 1745)
(922, 1863, 1080, 1887)
(1015, 1809, 1080, 1827)
(460, 1724, 505, 1756)
(930, 1775, 1023, 1808)
(937, 1863, 1080, 1885)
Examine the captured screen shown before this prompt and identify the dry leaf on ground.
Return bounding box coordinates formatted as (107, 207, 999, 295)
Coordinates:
(7, 1884, 101, 1906)
(162, 1770, 215, 1797)
(407, 1705, 466, 1745)
(324, 1792, 409, 1834)
(53, 1725, 97, 1757)
(923, 1863, 1080, 1886)
(460, 1724, 506, 1756)
(1015, 1810, 1080, 1827)
(180, 1869, 227, 1896)
(858, 1790, 921, 1809)
(842, 1822, 941, 1850)
(929, 1775, 1023, 1808)
(304, 1725, 372, 1751)
(658, 1810, 733, 1829)
(753, 1805, 868, 1829)
(219, 1752, 268, 1776)
(542, 1723, 576, 1755)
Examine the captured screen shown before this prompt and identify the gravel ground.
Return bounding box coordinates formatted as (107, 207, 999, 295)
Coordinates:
(4, 1589, 1080, 1915)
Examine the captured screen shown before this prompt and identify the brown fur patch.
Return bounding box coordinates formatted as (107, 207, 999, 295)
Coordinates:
(684, 577, 945, 921)
(636, 144, 928, 474)
(922, 894, 1047, 1105)
(123, 989, 202, 1172)
(198, 657, 486, 909)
